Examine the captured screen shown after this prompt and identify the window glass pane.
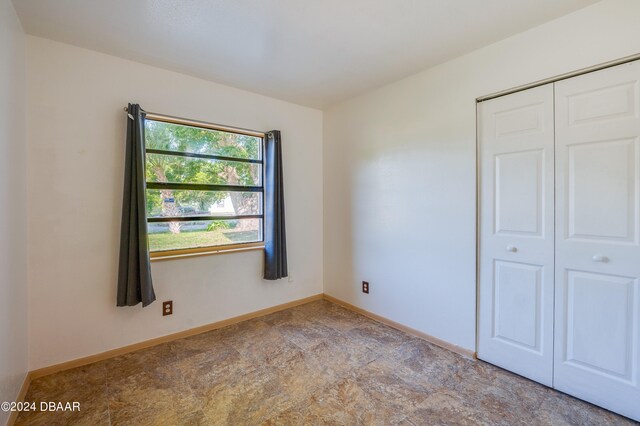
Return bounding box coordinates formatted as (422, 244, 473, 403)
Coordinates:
(146, 190, 262, 218)
(146, 153, 262, 186)
(148, 219, 262, 252)
(145, 120, 261, 160)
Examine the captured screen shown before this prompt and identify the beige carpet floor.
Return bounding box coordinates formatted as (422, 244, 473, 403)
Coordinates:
(15, 300, 634, 425)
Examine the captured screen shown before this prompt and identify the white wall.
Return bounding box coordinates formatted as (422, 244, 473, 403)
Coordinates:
(0, 0, 27, 422)
(323, 0, 640, 352)
(26, 37, 323, 370)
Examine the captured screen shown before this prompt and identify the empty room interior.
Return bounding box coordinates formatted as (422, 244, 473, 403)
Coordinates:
(2, 0, 640, 424)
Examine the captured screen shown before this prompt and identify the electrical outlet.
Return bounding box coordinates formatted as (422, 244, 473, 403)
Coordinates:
(163, 301, 173, 316)
(362, 281, 369, 294)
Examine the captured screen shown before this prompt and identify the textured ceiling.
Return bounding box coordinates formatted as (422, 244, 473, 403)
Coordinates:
(13, 0, 599, 107)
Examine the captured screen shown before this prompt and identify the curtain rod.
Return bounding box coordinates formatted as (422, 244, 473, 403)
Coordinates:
(123, 106, 266, 138)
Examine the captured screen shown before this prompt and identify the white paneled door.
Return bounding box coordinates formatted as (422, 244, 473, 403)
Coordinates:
(554, 61, 640, 421)
(478, 84, 555, 386)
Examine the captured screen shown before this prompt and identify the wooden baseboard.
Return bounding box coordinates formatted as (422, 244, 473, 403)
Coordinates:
(29, 293, 323, 380)
(20, 291, 474, 413)
(323, 294, 476, 359)
(7, 372, 32, 426)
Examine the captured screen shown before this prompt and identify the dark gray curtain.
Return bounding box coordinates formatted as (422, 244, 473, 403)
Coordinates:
(264, 130, 288, 280)
(117, 103, 156, 307)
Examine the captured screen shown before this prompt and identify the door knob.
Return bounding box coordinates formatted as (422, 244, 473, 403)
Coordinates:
(506, 245, 517, 253)
(592, 254, 609, 263)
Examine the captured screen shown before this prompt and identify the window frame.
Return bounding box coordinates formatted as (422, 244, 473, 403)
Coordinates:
(143, 112, 266, 260)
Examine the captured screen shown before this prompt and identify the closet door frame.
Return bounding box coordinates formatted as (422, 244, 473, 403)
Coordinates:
(476, 54, 640, 423)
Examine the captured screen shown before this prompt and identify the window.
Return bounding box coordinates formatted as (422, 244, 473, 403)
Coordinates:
(144, 115, 264, 257)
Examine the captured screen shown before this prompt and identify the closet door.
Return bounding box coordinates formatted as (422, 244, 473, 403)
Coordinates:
(478, 84, 555, 386)
(554, 60, 640, 421)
